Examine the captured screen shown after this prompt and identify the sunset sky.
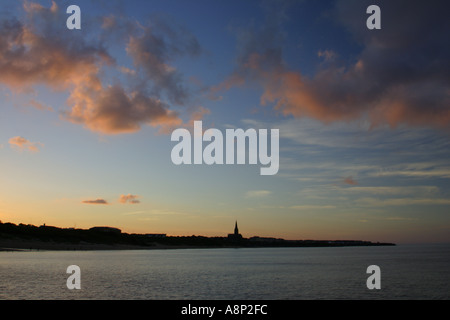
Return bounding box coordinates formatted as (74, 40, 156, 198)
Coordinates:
(0, 0, 449, 244)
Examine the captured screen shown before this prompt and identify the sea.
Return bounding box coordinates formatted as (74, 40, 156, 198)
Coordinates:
(0, 244, 449, 300)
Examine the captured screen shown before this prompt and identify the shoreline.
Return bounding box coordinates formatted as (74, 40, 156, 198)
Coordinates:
(0, 239, 186, 251)
(0, 238, 395, 252)
(0, 222, 396, 251)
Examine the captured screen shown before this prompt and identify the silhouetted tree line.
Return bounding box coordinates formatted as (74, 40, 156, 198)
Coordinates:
(0, 222, 150, 246)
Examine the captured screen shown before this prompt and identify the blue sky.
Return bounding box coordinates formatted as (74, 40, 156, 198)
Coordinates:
(0, 0, 449, 243)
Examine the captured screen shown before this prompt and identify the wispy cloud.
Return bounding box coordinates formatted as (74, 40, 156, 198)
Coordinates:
(289, 205, 336, 210)
(317, 49, 336, 62)
(82, 199, 108, 205)
(242, 117, 450, 191)
(8, 136, 43, 153)
(341, 186, 440, 196)
(355, 197, 450, 207)
(245, 190, 272, 198)
(29, 99, 53, 112)
(119, 194, 141, 204)
(122, 210, 147, 216)
(373, 168, 450, 179)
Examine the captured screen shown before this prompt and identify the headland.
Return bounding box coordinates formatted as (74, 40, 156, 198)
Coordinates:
(0, 221, 395, 251)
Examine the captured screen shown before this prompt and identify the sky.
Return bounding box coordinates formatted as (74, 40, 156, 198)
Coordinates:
(0, 0, 449, 244)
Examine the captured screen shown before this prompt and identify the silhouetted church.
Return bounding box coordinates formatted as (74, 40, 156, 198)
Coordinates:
(227, 221, 243, 240)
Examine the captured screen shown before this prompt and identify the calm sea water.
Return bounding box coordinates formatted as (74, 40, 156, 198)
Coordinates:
(0, 244, 449, 300)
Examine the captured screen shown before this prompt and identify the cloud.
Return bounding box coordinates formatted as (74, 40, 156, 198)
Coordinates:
(82, 199, 108, 205)
(341, 186, 440, 196)
(82, 194, 142, 205)
(8, 136, 43, 152)
(289, 205, 336, 210)
(119, 194, 140, 204)
(317, 49, 336, 62)
(0, 2, 206, 135)
(221, 0, 450, 128)
(119, 66, 136, 76)
(29, 99, 53, 112)
(355, 197, 450, 207)
(245, 190, 272, 198)
(64, 84, 183, 135)
(373, 167, 450, 179)
(0, 2, 112, 90)
(343, 176, 358, 185)
(125, 17, 202, 106)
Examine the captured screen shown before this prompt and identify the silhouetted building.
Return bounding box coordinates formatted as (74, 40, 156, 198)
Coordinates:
(89, 226, 121, 234)
(227, 221, 243, 241)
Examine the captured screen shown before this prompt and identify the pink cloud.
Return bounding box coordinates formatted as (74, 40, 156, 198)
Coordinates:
(0, 2, 206, 135)
(218, 0, 450, 129)
(82, 199, 109, 205)
(9, 136, 43, 153)
(119, 194, 140, 204)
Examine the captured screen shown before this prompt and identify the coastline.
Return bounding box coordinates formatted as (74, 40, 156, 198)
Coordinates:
(0, 222, 395, 252)
(0, 239, 206, 251)
(0, 238, 395, 252)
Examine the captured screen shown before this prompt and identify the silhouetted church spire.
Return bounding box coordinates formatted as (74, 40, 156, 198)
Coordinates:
(228, 220, 243, 241)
